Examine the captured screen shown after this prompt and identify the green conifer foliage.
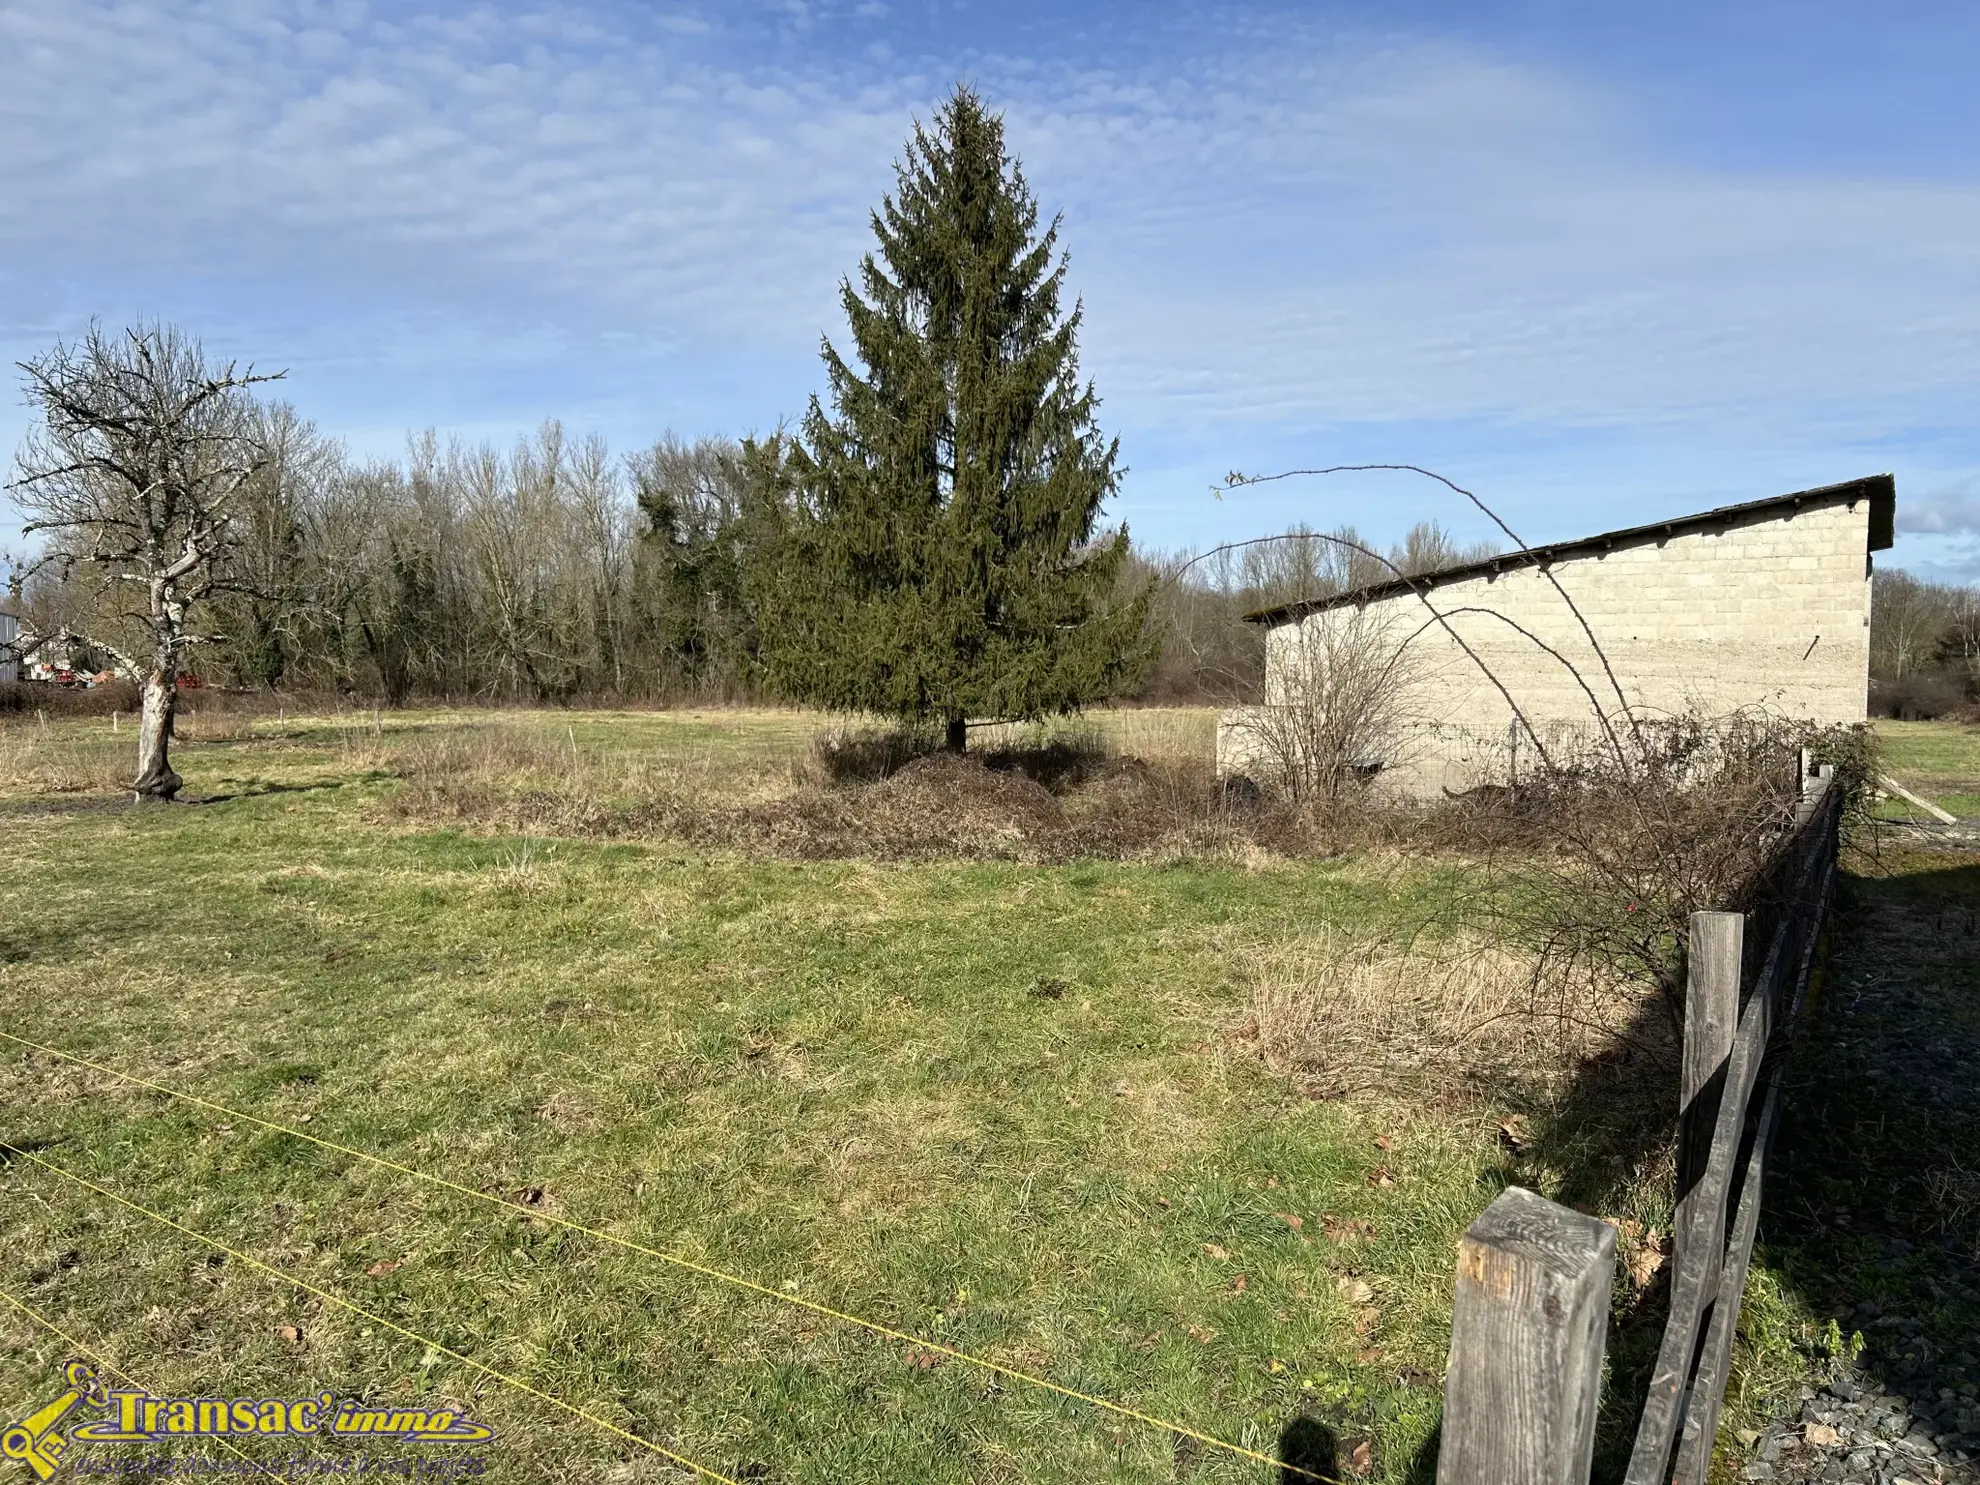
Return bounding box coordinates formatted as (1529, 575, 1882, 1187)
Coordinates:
(751, 86, 1151, 750)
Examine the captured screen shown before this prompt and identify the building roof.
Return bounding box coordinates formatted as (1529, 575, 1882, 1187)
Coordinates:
(1243, 473, 1896, 627)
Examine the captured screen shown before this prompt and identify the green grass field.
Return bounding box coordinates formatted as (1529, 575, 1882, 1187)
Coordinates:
(0, 706, 1515, 1484)
(1871, 718, 1980, 820)
(6, 705, 1942, 1482)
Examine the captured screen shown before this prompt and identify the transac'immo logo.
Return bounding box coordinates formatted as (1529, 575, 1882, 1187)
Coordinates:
(3, 1362, 493, 1479)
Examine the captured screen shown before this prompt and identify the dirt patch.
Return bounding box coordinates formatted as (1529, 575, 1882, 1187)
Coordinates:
(0, 796, 135, 818)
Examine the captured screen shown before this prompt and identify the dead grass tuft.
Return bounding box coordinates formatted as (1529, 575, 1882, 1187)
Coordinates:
(1233, 933, 1655, 1103)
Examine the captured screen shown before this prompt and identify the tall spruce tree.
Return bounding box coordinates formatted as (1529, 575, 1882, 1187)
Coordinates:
(752, 86, 1150, 751)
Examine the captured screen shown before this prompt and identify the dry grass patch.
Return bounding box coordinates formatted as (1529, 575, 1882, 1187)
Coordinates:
(1233, 932, 1656, 1104)
(381, 715, 1332, 863)
(0, 719, 133, 792)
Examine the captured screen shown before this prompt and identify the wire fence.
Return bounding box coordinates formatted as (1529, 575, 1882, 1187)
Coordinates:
(0, 1030, 1340, 1484)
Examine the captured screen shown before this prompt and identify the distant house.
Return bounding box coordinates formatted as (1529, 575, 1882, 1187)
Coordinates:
(1218, 475, 1896, 796)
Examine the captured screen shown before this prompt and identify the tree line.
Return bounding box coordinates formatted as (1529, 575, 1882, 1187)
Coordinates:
(1870, 567, 1980, 718)
(7, 398, 1481, 709)
(12, 408, 773, 706)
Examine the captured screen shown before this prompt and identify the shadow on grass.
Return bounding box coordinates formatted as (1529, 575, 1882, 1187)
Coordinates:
(1275, 1416, 1340, 1483)
(180, 779, 351, 805)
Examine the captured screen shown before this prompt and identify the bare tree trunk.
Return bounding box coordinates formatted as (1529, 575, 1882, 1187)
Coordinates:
(134, 665, 182, 801)
(945, 715, 967, 753)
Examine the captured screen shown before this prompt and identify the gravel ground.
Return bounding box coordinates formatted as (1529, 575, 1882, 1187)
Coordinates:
(1733, 838, 1980, 1484)
(1737, 1369, 1979, 1483)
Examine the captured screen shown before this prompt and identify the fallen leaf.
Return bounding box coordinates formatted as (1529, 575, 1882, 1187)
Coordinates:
(1498, 1116, 1531, 1153)
(1626, 1233, 1668, 1290)
(517, 1187, 545, 1206)
(1202, 1243, 1231, 1261)
(1366, 1167, 1395, 1189)
(1804, 1423, 1842, 1448)
(1185, 1325, 1216, 1344)
(1229, 1274, 1248, 1294)
(906, 1350, 942, 1371)
(1273, 1212, 1305, 1232)
(364, 1260, 400, 1278)
(1338, 1278, 1375, 1304)
(1266, 1176, 1280, 1189)
(1346, 1438, 1374, 1475)
(1353, 1306, 1382, 1337)
(1735, 1429, 1761, 1447)
(1356, 1346, 1384, 1364)
(1373, 1136, 1394, 1151)
(274, 1325, 304, 1347)
(1154, 1196, 1172, 1209)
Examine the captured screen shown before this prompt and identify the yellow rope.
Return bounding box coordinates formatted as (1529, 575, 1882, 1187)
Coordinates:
(1, 1140, 742, 1484)
(0, 1286, 279, 1477)
(0, 1029, 1336, 1482)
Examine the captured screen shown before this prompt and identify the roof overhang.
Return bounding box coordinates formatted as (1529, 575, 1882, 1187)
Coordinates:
(1244, 474, 1897, 627)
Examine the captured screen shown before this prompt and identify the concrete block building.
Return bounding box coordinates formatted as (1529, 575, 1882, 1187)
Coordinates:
(1217, 475, 1896, 796)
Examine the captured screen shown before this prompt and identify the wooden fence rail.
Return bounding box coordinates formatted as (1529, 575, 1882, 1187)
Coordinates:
(1436, 762, 1841, 1485)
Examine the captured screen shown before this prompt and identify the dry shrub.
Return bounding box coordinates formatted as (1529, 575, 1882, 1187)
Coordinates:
(387, 726, 635, 836)
(1407, 713, 1873, 1013)
(394, 725, 577, 792)
(1234, 934, 1656, 1103)
(0, 681, 140, 716)
(1238, 605, 1423, 803)
(701, 752, 1257, 862)
(0, 683, 356, 720)
(380, 710, 1865, 907)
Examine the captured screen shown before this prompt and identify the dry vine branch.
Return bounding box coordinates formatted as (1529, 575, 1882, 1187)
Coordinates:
(1171, 525, 1562, 770)
(1218, 462, 1643, 754)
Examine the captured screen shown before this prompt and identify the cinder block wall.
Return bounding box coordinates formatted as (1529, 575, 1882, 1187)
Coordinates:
(1220, 495, 1875, 795)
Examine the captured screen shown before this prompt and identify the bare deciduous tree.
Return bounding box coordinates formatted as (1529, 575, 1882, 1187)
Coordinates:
(11, 323, 280, 798)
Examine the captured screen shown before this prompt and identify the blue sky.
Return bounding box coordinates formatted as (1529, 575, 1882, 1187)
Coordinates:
(3, 0, 1978, 578)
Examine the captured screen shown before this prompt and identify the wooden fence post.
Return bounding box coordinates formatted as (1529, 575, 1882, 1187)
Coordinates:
(1674, 911, 1742, 1279)
(1437, 1187, 1618, 1485)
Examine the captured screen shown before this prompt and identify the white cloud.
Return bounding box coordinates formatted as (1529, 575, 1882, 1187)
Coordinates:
(0, 0, 916, 344)
(1897, 494, 1980, 537)
(2, 0, 1979, 551)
